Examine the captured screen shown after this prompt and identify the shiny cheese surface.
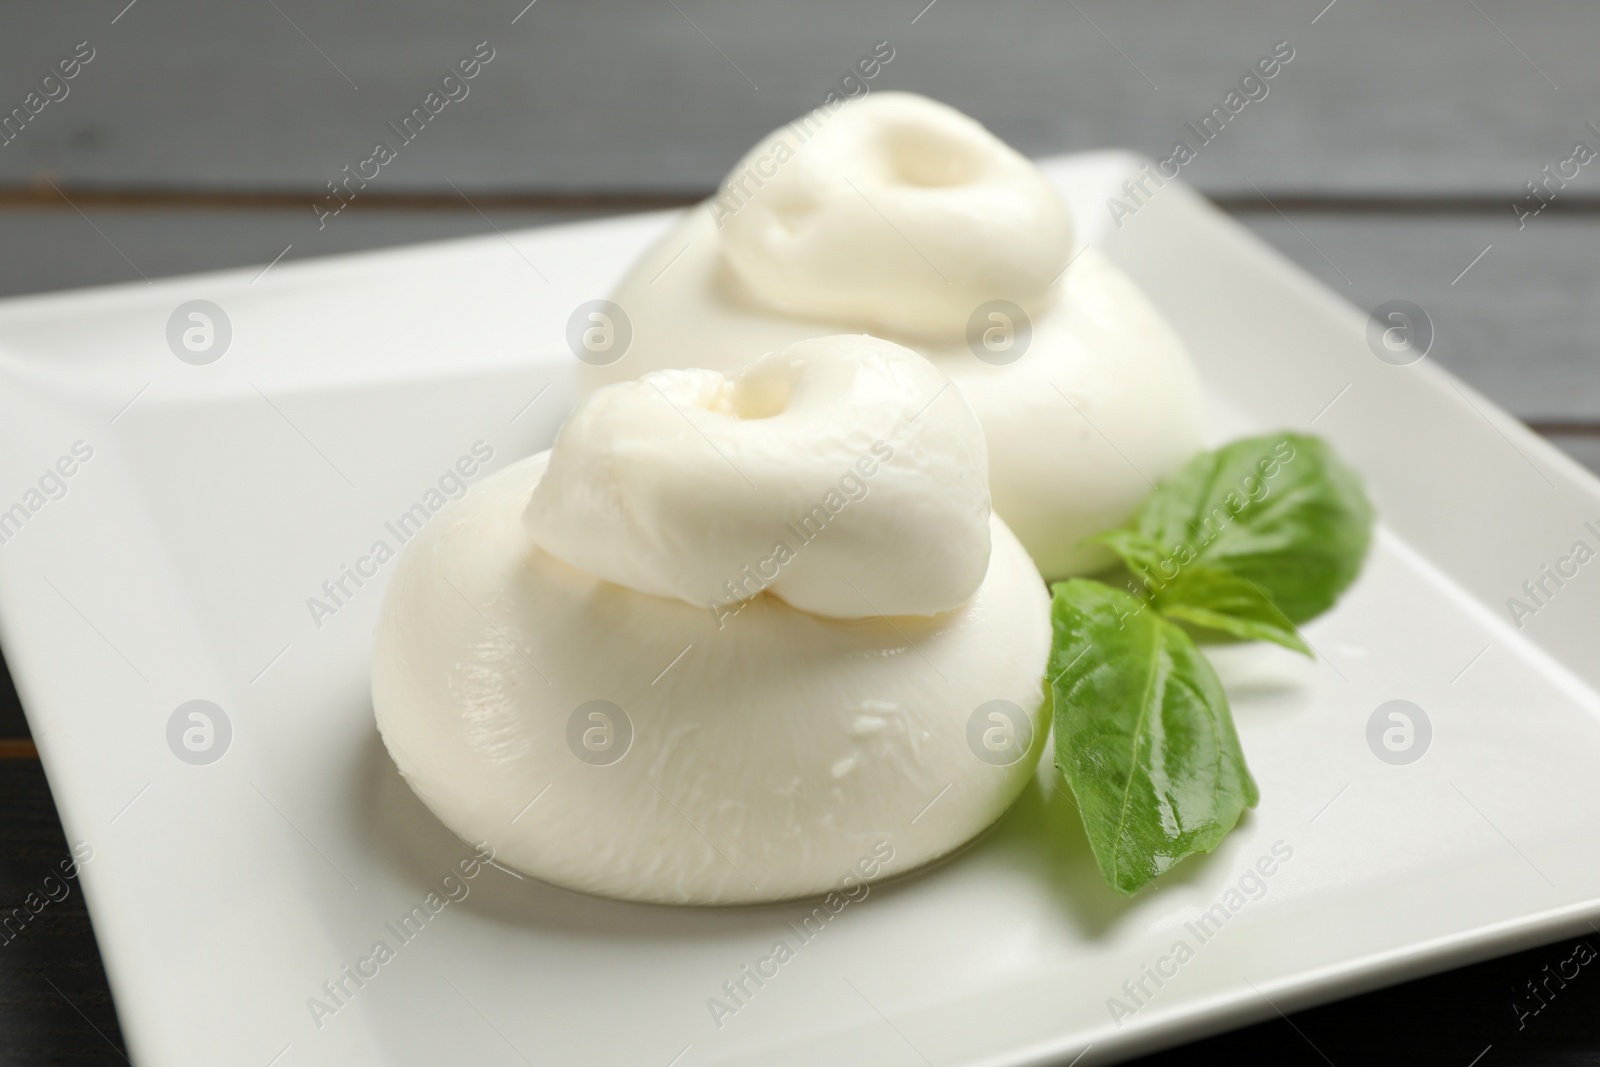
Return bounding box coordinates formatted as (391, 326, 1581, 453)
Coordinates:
(374, 338, 1052, 904)
(528, 335, 991, 619)
(581, 93, 1204, 576)
(372, 457, 1051, 905)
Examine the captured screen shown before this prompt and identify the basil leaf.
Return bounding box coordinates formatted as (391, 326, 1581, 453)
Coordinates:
(1089, 528, 1167, 576)
(1091, 532, 1310, 656)
(1153, 566, 1311, 657)
(1128, 433, 1373, 623)
(1049, 579, 1259, 895)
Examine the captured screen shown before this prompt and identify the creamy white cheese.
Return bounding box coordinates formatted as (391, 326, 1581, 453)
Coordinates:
(719, 92, 1072, 340)
(527, 335, 991, 618)
(581, 92, 1204, 576)
(373, 337, 1052, 904)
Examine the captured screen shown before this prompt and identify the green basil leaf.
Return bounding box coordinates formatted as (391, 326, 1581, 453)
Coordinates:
(1153, 566, 1312, 657)
(1129, 433, 1373, 624)
(1088, 528, 1168, 576)
(1049, 579, 1259, 895)
(1092, 532, 1310, 656)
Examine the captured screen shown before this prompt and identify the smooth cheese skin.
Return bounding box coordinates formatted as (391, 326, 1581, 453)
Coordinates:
(528, 335, 992, 619)
(579, 93, 1204, 577)
(372, 454, 1051, 905)
(718, 90, 1072, 340)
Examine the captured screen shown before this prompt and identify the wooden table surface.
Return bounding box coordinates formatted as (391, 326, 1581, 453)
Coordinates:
(2, 1, 1598, 1063)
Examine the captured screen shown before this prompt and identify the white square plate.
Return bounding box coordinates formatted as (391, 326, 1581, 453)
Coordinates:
(3, 153, 1599, 1067)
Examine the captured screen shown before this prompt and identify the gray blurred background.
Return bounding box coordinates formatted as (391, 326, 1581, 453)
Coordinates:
(2, 0, 1598, 462)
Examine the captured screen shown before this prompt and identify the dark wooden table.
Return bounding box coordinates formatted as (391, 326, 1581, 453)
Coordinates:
(3, 1, 1599, 1063)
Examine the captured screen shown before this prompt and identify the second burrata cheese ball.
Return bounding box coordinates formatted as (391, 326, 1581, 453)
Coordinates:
(580, 92, 1204, 577)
